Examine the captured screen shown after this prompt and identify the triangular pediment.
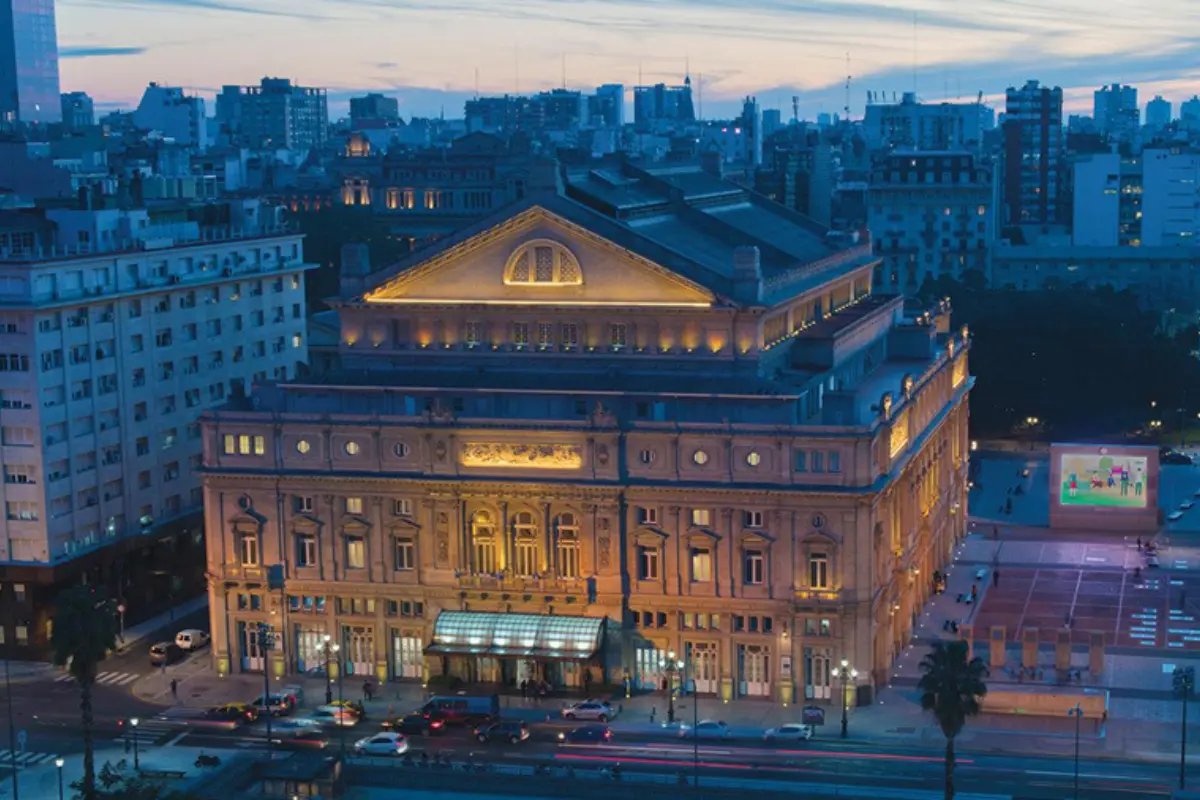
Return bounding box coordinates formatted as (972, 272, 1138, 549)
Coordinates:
(364, 206, 716, 308)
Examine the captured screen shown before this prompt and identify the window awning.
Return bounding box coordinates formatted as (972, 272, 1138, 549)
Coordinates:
(425, 611, 604, 661)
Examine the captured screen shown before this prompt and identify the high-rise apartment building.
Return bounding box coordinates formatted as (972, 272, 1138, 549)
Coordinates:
(0, 198, 312, 658)
(589, 84, 624, 128)
(1093, 83, 1139, 144)
(862, 92, 994, 152)
(1002, 80, 1064, 227)
(633, 78, 695, 129)
(0, 0, 62, 124)
(1145, 95, 1172, 131)
(349, 93, 400, 125)
(216, 78, 329, 150)
(60, 91, 93, 131)
(133, 83, 208, 149)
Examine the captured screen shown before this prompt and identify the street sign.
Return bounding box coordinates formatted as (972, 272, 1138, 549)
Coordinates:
(16, 729, 26, 752)
(802, 706, 826, 726)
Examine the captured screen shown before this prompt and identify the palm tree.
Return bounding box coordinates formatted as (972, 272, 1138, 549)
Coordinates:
(918, 640, 989, 800)
(51, 584, 118, 800)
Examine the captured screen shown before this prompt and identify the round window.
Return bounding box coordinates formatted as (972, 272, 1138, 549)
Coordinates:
(693, 450, 709, 466)
(345, 441, 361, 456)
(394, 442, 410, 458)
(638, 449, 655, 465)
(746, 451, 762, 467)
(296, 439, 311, 454)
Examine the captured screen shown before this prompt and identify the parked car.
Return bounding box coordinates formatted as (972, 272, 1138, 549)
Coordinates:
(382, 714, 446, 736)
(175, 630, 211, 651)
(251, 693, 296, 717)
(561, 701, 615, 722)
(148, 642, 184, 667)
(1182, 501, 1195, 511)
(557, 724, 612, 745)
(203, 703, 259, 723)
(273, 728, 328, 751)
(353, 732, 409, 756)
(311, 705, 360, 727)
(764, 723, 813, 742)
(474, 721, 530, 744)
(679, 720, 732, 739)
(1170, 511, 1186, 521)
(420, 694, 499, 726)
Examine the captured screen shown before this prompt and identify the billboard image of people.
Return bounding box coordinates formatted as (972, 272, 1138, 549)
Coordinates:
(1059, 453, 1148, 508)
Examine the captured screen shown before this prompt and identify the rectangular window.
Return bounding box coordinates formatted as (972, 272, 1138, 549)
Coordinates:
(513, 322, 529, 346)
(809, 553, 830, 589)
(744, 510, 764, 528)
(465, 321, 482, 346)
(394, 537, 415, 571)
(811, 451, 824, 473)
(345, 497, 363, 515)
(744, 550, 765, 585)
(295, 495, 314, 513)
(240, 533, 259, 566)
(345, 536, 365, 569)
(794, 450, 807, 472)
(691, 548, 712, 582)
(638, 545, 659, 580)
(638, 507, 658, 525)
(610, 323, 627, 349)
(691, 508, 710, 527)
(828, 451, 841, 472)
(557, 539, 579, 578)
(514, 538, 538, 577)
(296, 535, 317, 567)
(537, 323, 554, 348)
(392, 498, 412, 517)
(561, 323, 579, 348)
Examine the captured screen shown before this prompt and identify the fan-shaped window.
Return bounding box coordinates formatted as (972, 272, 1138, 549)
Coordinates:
(504, 240, 584, 286)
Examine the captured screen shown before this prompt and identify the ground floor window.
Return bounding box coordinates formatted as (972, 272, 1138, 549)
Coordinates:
(295, 627, 329, 674)
(804, 647, 832, 700)
(343, 625, 374, 677)
(737, 643, 770, 697)
(635, 646, 664, 691)
(237, 620, 264, 673)
(685, 641, 719, 694)
(391, 630, 423, 680)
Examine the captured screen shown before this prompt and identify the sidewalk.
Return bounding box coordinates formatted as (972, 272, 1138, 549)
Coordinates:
(117, 594, 208, 652)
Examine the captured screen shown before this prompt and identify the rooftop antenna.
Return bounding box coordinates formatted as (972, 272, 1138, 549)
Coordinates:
(844, 53, 852, 121)
(474, 67, 479, 100)
(698, 72, 703, 120)
(912, 12, 918, 96)
(561, 53, 566, 90)
(792, 95, 799, 123)
(638, 61, 643, 87)
(514, 44, 520, 96)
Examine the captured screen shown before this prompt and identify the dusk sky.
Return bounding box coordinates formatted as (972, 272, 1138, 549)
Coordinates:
(57, 0, 1200, 119)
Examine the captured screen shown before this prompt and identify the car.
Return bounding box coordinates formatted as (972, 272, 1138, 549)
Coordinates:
(474, 720, 530, 744)
(557, 724, 612, 745)
(1183, 502, 1195, 511)
(420, 694, 499, 726)
(311, 705, 360, 727)
(275, 717, 322, 731)
(764, 723, 813, 742)
(327, 700, 367, 720)
(252, 693, 296, 717)
(1163, 452, 1194, 465)
(1193, 489, 1200, 498)
(175, 630, 211, 651)
(561, 701, 615, 722)
(273, 728, 328, 751)
(382, 713, 446, 736)
(1170, 511, 1186, 521)
(148, 642, 183, 667)
(204, 703, 259, 723)
(354, 732, 409, 756)
(679, 720, 732, 739)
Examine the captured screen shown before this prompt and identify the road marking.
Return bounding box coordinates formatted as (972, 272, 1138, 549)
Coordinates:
(0, 750, 62, 768)
(163, 732, 189, 747)
(94, 672, 140, 686)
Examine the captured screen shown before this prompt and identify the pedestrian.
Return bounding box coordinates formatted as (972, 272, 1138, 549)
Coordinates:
(520, 679, 528, 699)
(1137, 536, 1142, 551)
(362, 680, 372, 702)
(993, 526, 999, 540)
(970, 584, 978, 603)
(170, 678, 178, 700)
(993, 569, 1000, 588)
(583, 668, 592, 696)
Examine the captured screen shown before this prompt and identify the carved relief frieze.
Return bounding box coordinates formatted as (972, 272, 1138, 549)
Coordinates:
(460, 442, 583, 469)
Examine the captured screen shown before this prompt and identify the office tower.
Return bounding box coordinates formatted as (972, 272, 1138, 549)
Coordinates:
(1003, 80, 1064, 226)
(60, 91, 94, 131)
(0, 0, 62, 124)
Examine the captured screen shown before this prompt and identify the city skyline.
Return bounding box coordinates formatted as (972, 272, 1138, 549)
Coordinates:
(57, 0, 1200, 119)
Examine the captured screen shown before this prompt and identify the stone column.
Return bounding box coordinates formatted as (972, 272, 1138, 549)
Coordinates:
(1089, 631, 1105, 674)
(1055, 629, 1072, 671)
(989, 625, 1006, 670)
(1021, 628, 1039, 670)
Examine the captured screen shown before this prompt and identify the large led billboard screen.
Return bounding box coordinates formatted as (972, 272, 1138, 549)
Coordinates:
(1049, 444, 1159, 531)
(1059, 453, 1149, 508)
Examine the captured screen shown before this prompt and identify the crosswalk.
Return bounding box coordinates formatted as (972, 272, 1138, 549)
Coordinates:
(54, 671, 140, 686)
(0, 749, 62, 770)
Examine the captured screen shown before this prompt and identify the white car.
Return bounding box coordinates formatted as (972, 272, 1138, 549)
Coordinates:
(1182, 501, 1195, 511)
(353, 732, 408, 756)
(561, 701, 615, 722)
(764, 723, 813, 742)
(1169, 511, 1185, 521)
(679, 720, 732, 739)
(312, 705, 359, 727)
(175, 630, 211, 651)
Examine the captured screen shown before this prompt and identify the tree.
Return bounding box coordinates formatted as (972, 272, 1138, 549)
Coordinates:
(76, 764, 199, 800)
(52, 585, 119, 800)
(918, 640, 989, 800)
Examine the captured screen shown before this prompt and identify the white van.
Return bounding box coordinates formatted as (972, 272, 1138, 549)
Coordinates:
(175, 629, 211, 651)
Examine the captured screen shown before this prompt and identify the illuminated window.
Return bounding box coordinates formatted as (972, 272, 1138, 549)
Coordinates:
(503, 240, 584, 286)
(296, 439, 311, 454)
(556, 513, 580, 578)
(472, 511, 497, 574)
(690, 548, 712, 582)
(513, 511, 539, 576)
(224, 434, 265, 456)
(345, 497, 363, 514)
(746, 451, 762, 467)
(562, 323, 579, 348)
(691, 508, 710, 527)
(537, 323, 554, 348)
(513, 323, 529, 347)
(239, 533, 259, 566)
(610, 324, 627, 349)
(345, 441, 361, 456)
(693, 450, 709, 466)
(809, 553, 830, 589)
(345, 536, 365, 569)
(638, 545, 659, 580)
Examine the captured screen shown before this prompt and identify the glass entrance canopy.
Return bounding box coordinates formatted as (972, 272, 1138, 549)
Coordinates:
(425, 611, 604, 660)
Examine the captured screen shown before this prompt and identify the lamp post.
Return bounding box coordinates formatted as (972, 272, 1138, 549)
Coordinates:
(1175, 666, 1195, 790)
(55, 758, 64, 800)
(658, 651, 683, 725)
(130, 718, 140, 770)
(322, 634, 335, 705)
(688, 657, 699, 788)
(1067, 702, 1083, 799)
(335, 640, 345, 758)
(257, 622, 274, 760)
(829, 658, 858, 739)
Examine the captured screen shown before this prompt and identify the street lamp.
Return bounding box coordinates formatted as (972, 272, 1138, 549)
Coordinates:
(257, 622, 275, 761)
(322, 634, 336, 705)
(1067, 703, 1083, 800)
(55, 758, 64, 800)
(658, 651, 684, 724)
(130, 718, 140, 770)
(829, 658, 858, 739)
(334, 641, 345, 758)
(1175, 666, 1194, 790)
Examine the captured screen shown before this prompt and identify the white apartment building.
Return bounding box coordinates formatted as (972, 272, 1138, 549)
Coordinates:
(0, 199, 312, 657)
(1142, 149, 1200, 246)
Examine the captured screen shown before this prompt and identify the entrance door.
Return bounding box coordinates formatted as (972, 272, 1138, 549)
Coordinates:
(738, 644, 770, 697)
(391, 631, 423, 680)
(804, 648, 832, 700)
(635, 647, 663, 692)
(239, 621, 264, 673)
(343, 625, 374, 678)
(687, 642, 718, 694)
(295, 628, 327, 675)
(561, 661, 581, 688)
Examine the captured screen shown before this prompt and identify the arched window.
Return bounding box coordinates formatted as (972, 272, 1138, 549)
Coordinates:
(503, 240, 584, 286)
(472, 511, 496, 574)
(556, 513, 580, 578)
(512, 511, 539, 577)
